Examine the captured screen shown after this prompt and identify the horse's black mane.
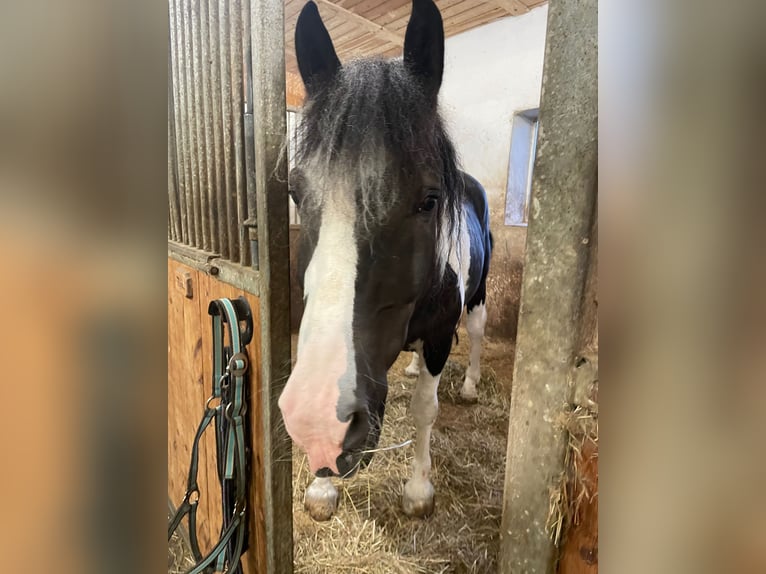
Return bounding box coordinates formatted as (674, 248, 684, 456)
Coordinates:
(295, 57, 462, 238)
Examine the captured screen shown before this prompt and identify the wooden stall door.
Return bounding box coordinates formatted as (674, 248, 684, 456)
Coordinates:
(168, 258, 267, 574)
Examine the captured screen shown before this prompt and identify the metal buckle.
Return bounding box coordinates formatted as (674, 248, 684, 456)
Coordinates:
(228, 352, 248, 377)
(233, 498, 247, 516)
(224, 401, 247, 421)
(185, 488, 200, 505)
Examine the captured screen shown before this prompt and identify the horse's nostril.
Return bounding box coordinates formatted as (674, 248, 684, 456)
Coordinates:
(343, 409, 371, 451)
(336, 451, 361, 478)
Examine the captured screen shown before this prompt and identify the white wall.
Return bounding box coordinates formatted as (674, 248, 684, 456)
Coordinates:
(440, 5, 548, 193)
(439, 6, 549, 337)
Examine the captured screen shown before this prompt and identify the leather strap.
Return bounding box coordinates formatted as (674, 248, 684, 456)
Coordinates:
(169, 297, 253, 574)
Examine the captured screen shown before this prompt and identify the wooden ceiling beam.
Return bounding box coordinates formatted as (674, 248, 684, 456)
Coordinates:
(490, 0, 531, 17)
(313, 0, 404, 46)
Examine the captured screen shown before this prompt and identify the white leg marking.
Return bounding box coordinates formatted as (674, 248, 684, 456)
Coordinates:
(404, 352, 420, 377)
(403, 352, 440, 518)
(461, 302, 487, 402)
(304, 476, 338, 521)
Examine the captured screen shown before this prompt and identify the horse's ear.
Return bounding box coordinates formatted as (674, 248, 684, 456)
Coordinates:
(403, 0, 445, 100)
(295, 1, 340, 96)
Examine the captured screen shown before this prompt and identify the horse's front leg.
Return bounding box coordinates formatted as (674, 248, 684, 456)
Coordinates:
(403, 346, 443, 518)
(304, 476, 338, 521)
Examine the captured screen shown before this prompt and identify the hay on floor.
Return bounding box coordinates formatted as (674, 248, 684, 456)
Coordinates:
(292, 333, 514, 574)
(546, 372, 599, 549)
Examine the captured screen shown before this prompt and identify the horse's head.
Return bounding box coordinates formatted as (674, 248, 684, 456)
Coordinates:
(278, 0, 460, 477)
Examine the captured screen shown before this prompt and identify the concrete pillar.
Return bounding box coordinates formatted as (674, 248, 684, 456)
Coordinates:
(498, 0, 597, 571)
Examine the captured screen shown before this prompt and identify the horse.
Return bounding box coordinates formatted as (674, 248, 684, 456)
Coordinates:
(278, 0, 493, 521)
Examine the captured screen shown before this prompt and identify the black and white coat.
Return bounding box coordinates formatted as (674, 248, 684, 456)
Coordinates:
(278, 0, 493, 520)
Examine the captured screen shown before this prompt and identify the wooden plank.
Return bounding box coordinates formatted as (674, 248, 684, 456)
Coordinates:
(240, 289, 267, 574)
(338, 34, 393, 56)
(444, 3, 498, 29)
(447, 4, 508, 30)
(387, 0, 468, 32)
(557, 440, 598, 574)
(286, 71, 305, 108)
(324, 19, 365, 44)
(168, 259, 216, 553)
(168, 260, 186, 506)
(284, 0, 305, 22)
(283, 0, 550, 78)
(335, 0, 373, 10)
(199, 275, 268, 574)
(168, 240, 261, 296)
(333, 31, 379, 52)
(314, 0, 405, 45)
(170, 259, 270, 570)
(355, 0, 411, 26)
(332, 25, 374, 47)
(180, 265, 214, 553)
(195, 271, 222, 561)
(448, 10, 508, 36)
(488, 0, 531, 17)
(351, 37, 398, 57)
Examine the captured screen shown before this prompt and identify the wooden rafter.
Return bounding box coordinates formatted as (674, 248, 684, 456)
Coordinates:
(313, 0, 404, 46)
(490, 0, 531, 16)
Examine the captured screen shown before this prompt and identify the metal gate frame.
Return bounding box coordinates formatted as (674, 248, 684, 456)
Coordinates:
(250, 0, 293, 572)
(167, 0, 293, 571)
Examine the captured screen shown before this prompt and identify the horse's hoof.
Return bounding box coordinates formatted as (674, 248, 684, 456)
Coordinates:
(403, 494, 435, 518)
(304, 479, 338, 521)
(402, 479, 435, 518)
(459, 378, 479, 403)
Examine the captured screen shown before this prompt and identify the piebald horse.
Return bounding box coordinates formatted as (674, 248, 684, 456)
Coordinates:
(278, 0, 493, 520)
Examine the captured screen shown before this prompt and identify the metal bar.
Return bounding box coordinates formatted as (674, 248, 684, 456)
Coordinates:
(251, 0, 293, 570)
(226, 0, 242, 261)
(171, 0, 192, 245)
(200, 0, 219, 254)
(208, 0, 228, 259)
(498, 0, 598, 571)
(167, 9, 183, 242)
(191, 0, 211, 252)
(218, 0, 236, 260)
(168, 101, 180, 242)
(230, 0, 246, 263)
(181, 0, 202, 248)
(233, 0, 250, 266)
(242, 0, 258, 269)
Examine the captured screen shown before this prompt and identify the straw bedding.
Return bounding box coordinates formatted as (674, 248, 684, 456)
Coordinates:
(292, 332, 514, 574)
(167, 332, 516, 573)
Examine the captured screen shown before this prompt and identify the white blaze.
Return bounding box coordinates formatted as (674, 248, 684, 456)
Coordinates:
(278, 185, 358, 475)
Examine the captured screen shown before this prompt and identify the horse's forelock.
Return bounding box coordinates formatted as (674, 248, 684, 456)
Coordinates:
(296, 57, 462, 262)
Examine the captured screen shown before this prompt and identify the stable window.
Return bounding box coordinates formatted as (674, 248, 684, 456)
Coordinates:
(504, 109, 539, 226)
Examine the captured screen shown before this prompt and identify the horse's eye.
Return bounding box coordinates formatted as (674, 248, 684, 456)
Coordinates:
(417, 195, 439, 214)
